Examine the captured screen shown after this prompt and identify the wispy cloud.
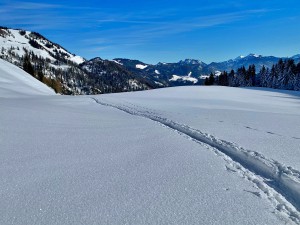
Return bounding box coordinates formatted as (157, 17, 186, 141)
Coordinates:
(9, 2, 61, 10)
(0, 0, 272, 33)
(88, 9, 270, 45)
(82, 38, 109, 44)
(0, 1, 66, 30)
(86, 46, 110, 52)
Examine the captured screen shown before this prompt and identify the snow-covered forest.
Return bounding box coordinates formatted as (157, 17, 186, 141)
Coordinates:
(213, 59, 300, 91)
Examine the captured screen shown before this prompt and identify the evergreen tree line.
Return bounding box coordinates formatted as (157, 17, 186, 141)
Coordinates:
(206, 59, 300, 91)
(22, 53, 62, 93)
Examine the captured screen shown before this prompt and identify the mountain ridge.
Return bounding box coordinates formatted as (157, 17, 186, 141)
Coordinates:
(115, 53, 300, 86)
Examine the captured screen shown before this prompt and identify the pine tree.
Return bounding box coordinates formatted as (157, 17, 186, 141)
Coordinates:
(218, 71, 229, 86)
(294, 73, 300, 91)
(248, 64, 256, 86)
(235, 66, 247, 86)
(208, 72, 215, 85)
(23, 54, 35, 77)
(228, 70, 235, 86)
(268, 65, 277, 88)
(294, 63, 300, 91)
(285, 59, 296, 90)
(259, 65, 267, 87)
(204, 77, 209, 85)
(37, 71, 44, 82)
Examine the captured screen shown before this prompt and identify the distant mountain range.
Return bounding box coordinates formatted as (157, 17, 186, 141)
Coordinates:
(1, 26, 299, 93)
(115, 54, 300, 85)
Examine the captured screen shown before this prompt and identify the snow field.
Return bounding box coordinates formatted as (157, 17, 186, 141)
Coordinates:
(0, 96, 283, 224)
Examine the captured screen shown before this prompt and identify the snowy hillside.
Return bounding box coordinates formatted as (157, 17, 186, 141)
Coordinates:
(0, 27, 91, 94)
(0, 27, 84, 64)
(1, 66, 300, 225)
(0, 58, 54, 97)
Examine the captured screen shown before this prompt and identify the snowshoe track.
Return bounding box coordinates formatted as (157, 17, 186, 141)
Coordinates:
(92, 97, 300, 224)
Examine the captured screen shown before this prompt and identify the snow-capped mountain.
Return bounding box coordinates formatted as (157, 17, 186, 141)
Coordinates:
(235, 53, 261, 59)
(0, 27, 90, 94)
(206, 53, 282, 74)
(178, 59, 205, 66)
(0, 27, 85, 65)
(117, 54, 300, 86)
(0, 27, 154, 94)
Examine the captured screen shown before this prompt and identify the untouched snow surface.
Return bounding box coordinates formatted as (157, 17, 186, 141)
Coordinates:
(0, 59, 55, 97)
(1, 63, 300, 224)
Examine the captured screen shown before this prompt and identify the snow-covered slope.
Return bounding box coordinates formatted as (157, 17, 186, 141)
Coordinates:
(135, 64, 148, 69)
(0, 27, 90, 94)
(0, 28, 84, 64)
(0, 58, 54, 97)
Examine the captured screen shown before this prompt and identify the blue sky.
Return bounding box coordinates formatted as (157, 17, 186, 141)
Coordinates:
(1, 0, 300, 64)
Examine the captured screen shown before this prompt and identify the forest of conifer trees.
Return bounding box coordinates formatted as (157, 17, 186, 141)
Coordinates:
(210, 59, 300, 91)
